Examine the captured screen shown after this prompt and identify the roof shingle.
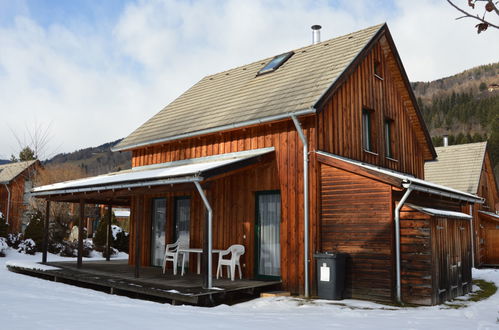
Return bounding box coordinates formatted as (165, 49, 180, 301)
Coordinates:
(114, 24, 385, 151)
(424, 142, 487, 194)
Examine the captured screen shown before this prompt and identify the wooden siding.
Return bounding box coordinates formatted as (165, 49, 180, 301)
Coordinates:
(399, 204, 472, 306)
(317, 40, 426, 178)
(130, 119, 318, 294)
(431, 217, 472, 304)
(399, 207, 432, 305)
(0, 171, 30, 233)
(469, 151, 498, 266)
(319, 163, 393, 302)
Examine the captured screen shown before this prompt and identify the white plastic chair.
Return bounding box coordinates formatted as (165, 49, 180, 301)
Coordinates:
(162, 239, 181, 275)
(216, 244, 245, 281)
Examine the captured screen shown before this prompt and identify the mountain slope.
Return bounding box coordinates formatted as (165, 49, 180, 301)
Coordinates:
(44, 139, 131, 176)
(412, 61, 499, 176)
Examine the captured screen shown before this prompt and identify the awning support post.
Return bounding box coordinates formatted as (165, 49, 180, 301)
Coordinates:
(469, 204, 475, 268)
(135, 197, 144, 278)
(42, 200, 50, 264)
(3, 183, 10, 225)
(106, 204, 112, 262)
(195, 181, 212, 289)
(77, 199, 85, 269)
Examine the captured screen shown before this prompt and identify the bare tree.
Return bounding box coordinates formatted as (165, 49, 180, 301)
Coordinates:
(447, 0, 499, 33)
(10, 121, 57, 161)
(31, 163, 88, 241)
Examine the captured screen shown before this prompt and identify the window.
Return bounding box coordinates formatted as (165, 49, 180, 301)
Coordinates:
(362, 108, 375, 152)
(384, 118, 396, 159)
(255, 191, 281, 279)
(257, 52, 294, 76)
(374, 60, 383, 79)
(150, 198, 167, 267)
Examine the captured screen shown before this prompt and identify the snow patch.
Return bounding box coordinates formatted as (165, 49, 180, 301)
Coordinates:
(6, 260, 61, 271)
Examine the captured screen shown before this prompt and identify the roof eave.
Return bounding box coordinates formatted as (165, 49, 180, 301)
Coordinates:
(382, 28, 436, 160)
(111, 107, 316, 152)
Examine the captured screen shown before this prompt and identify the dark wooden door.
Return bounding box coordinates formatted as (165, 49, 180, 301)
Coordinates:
(433, 217, 448, 304)
(485, 229, 499, 264)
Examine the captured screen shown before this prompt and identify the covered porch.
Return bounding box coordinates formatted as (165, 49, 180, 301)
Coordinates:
(28, 147, 281, 303)
(7, 259, 281, 306)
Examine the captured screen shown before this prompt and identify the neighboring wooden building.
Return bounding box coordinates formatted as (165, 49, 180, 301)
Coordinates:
(0, 160, 39, 233)
(33, 24, 481, 305)
(425, 141, 499, 266)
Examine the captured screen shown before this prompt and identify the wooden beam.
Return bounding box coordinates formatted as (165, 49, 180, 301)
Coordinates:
(77, 199, 84, 268)
(106, 204, 112, 262)
(134, 197, 143, 278)
(42, 201, 50, 264)
(317, 153, 402, 187)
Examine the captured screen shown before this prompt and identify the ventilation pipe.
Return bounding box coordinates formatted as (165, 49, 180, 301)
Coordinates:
(443, 135, 449, 147)
(291, 115, 310, 298)
(311, 25, 321, 44)
(3, 183, 10, 225)
(394, 186, 413, 304)
(469, 204, 475, 268)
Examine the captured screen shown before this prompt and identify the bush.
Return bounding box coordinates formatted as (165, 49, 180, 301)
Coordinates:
(0, 237, 7, 257)
(49, 216, 70, 245)
(59, 239, 94, 258)
(6, 233, 23, 249)
(18, 239, 36, 255)
(113, 230, 129, 254)
(0, 212, 9, 238)
(102, 247, 119, 259)
(94, 219, 129, 253)
(48, 241, 64, 254)
(24, 211, 44, 250)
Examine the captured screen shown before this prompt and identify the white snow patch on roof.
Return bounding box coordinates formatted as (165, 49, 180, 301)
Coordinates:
(407, 204, 472, 220)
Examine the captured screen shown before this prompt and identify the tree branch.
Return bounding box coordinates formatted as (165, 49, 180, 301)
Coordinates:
(447, 0, 499, 30)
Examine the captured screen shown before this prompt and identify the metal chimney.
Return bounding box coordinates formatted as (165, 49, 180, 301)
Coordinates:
(443, 135, 449, 147)
(311, 25, 321, 44)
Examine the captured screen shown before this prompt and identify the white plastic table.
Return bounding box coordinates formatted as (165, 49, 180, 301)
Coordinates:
(178, 248, 223, 275)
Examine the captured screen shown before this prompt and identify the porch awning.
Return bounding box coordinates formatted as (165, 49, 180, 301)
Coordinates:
(316, 150, 483, 204)
(407, 204, 472, 220)
(32, 147, 274, 197)
(478, 210, 499, 223)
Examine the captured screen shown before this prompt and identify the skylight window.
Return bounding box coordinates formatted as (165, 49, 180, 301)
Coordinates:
(257, 52, 294, 76)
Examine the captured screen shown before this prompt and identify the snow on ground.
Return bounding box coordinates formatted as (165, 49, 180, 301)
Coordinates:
(0, 249, 498, 330)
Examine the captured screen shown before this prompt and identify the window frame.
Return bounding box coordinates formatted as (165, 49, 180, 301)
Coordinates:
(362, 108, 376, 153)
(384, 118, 396, 160)
(374, 59, 383, 80)
(257, 52, 294, 76)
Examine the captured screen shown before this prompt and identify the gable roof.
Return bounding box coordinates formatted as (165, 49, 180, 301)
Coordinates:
(424, 142, 487, 194)
(113, 24, 387, 152)
(0, 160, 38, 184)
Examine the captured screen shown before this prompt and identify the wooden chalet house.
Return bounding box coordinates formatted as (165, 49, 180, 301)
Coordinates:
(32, 24, 482, 305)
(426, 141, 499, 266)
(0, 160, 39, 233)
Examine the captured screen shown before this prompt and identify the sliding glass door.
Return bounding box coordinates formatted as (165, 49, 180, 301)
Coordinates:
(255, 191, 281, 279)
(150, 198, 167, 267)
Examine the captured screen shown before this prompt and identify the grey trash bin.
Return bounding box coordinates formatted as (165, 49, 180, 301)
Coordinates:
(314, 252, 346, 300)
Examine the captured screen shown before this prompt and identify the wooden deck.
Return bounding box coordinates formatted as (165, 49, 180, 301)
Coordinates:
(7, 260, 281, 306)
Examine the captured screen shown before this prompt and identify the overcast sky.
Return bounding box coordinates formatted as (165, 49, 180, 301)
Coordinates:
(0, 0, 497, 160)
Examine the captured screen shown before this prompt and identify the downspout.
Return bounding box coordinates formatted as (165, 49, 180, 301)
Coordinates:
(3, 183, 10, 225)
(291, 115, 310, 298)
(395, 185, 413, 304)
(469, 204, 474, 268)
(195, 181, 213, 289)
